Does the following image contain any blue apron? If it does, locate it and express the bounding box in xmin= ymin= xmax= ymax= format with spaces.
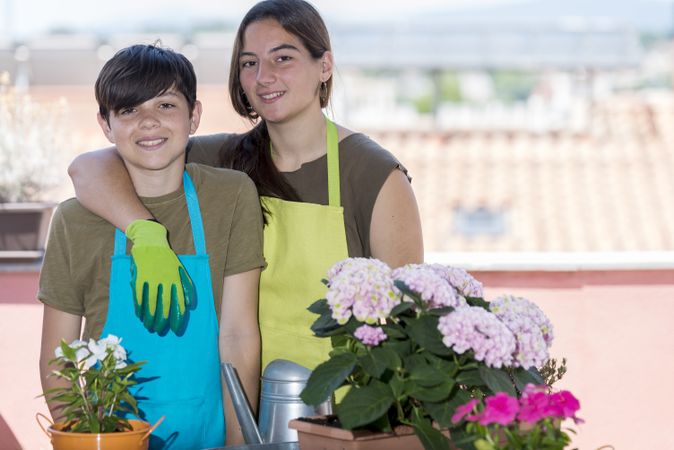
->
xmin=102 ymin=172 xmax=225 ymax=450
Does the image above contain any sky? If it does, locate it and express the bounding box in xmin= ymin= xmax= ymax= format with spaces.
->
xmin=1 ymin=0 xmax=512 ymax=37
xmin=2 ymin=0 xmax=673 ymax=39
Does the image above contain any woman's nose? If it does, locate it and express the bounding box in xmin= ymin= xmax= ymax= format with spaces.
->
xmin=256 ymin=60 xmax=276 ymax=86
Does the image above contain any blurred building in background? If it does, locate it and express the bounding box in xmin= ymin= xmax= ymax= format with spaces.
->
xmin=1 ymin=18 xmax=671 ymax=253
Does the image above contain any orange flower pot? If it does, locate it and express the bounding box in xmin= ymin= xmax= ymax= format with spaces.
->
xmin=36 ymin=413 xmax=163 ymax=450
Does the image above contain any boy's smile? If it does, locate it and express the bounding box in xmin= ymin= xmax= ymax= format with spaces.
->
xmin=97 ymin=88 xmax=201 ymax=196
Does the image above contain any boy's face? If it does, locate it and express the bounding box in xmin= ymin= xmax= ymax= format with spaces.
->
xmin=97 ymin=88 xmax=201 ymax=175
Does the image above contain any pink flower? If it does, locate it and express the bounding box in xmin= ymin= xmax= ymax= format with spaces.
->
xmin=478 ymin=392 xmax=519 ymax=426
xmin=451 ymin=399 xmax=478 ymax=424
xmin=548 ymin=390 xmax=583 ymax=424
xmin=354 ymin=324 xmax=388 ymax=346
xmin=518 ymin=385 xmax=552 ymax=424
xmin=392 ymin=264 xmax=465 ymax=309
xmin=437 ymin=307 xmax=516 ymax=368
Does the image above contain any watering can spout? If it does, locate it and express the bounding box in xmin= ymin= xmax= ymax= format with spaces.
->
xmin=221 ymin=362 xmax=264 ymax=445
xmin=222 ymin=360 xmax=333 ymax=444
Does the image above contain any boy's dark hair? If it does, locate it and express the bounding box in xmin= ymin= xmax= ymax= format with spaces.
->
xmin=95 ymin=44 xmax=197 ymax=122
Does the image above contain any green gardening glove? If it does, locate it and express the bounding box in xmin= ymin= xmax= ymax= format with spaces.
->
xmin=126 ymin=219 xmax=195 ymax=334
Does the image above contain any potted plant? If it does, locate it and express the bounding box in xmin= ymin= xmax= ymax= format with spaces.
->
xmin=37 ymin=335 xmax=162 ymax=450
xmin=450 ymin=384 xmax=582 ymax=450
xmin=0 ymin=71 xmax=69 ymax=258
xmin=293 ymin=258 xmax=582 ymax=450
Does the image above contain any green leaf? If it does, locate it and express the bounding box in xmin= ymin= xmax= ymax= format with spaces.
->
xmin=381 ymin=323 xmax=407 ymax=339
xmin=307 ymin=298 xmax=329 ymax=314
xmin=59 ymin=340 xmax=77 ymax=362
xmin=478 ymin=366 xmax=516 ymax=396
xmin=445 ymin=428 xmax=477 ymax=450
xmin=423 ymin=389 xmax=472 ymax=428
xmin=465 ymin=297 xmax=490 ymax=309
xmin=389 ymin=374 xmax=406 ymax=399
xmin=394 ymin=280 xmax=423 ymax=304
xmin=406 ymin=355 xmax=449 ymax=387
xmin=423 ymin=353 xmax=459 ymax=377
xmin=427 ymin=306 xmax=456 ymax=316
xmin=410 ymin=408 xmax=451 ymax=450
xmin=455 ymin=369 xmax=484 ymax=386
xmin=359 ymin=347 xmax=401 ymax=378
xmin=301 ymin=352 xmax=357 ymax=405
xmin=408 ymin=378 xmax=454 ymax=402
xmin=474 ymin=438 xmax=496 ymax=450
xmin=382 ymin=339 xmax=412 ymax=358
xmin=406 ymin=315 xmax=453 ymax=356
xmin=511 ymin=367 xmax=545 ymax=392
xmin=310 ymin=311 xmax=344 ymax=337
xmin=390 ymin=301 xmax=415 ymax=317
xmin=337 ymin=381 xmax=395 ymax=429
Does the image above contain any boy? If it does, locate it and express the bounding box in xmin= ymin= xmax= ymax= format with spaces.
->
xmin=38 ymin=44 xmax=264 ymax=449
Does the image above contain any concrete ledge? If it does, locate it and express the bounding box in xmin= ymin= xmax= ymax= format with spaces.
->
xmin=426 ymin=251 xmax=674 ymax=271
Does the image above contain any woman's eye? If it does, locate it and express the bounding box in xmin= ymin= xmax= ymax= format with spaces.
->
xmin=240 ymin=60 xmax=256 ymax=69
xmin=277 ymin=55 xmax=292 ymax=62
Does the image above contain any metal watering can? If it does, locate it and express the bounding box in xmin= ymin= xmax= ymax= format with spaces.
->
xmin=222 ymin=359 xmax=332 ymax=444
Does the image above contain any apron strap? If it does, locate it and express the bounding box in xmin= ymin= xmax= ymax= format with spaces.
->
xmin=112 ymin=171 xmax=206 ymax=256
xmin=183 ymin=171 xmax=207 ymax=255
xmin=326 ymin=118 xmax=340 ymax=208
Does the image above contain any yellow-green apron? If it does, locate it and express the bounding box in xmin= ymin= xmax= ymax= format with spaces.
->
xmin=259 ymin=118 xmax=348 ymax=370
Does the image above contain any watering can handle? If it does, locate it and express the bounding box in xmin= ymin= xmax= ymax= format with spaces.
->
xmin=141 ymin=415 xmax=165 ymax=442
xmin=35 ymin=412 xmax=53 ymax=438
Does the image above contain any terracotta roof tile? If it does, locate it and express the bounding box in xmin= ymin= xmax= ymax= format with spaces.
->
xmin=370 ymin=95 xmax=674 ymax=252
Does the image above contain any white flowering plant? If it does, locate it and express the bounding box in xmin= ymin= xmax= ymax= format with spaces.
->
xmin=300 ymin=258 xmax=559 ymax=450
xmin=42 ymin=335 xmax=145 ymax=433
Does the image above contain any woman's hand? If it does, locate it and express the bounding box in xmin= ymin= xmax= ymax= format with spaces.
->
xmin=126 ymin=220 xmax=196 ymax=334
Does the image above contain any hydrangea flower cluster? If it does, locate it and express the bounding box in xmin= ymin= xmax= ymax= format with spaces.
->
xmin=392 ymin=264 xmax=466 ymax=309
xmin=354 ymin=324 xmax=388 ymax=346
xmin=437 ymin=306 xmax=516 ymax=368
xmin=325 ymin=258 xmax=400 ymax=324
xmin=430 ymin=264 xmax=484 ymax=298
xmin=55 ymin=335 xmax=128 ymax=370
xmin=490 ymin=295 xmax=554 ymax=368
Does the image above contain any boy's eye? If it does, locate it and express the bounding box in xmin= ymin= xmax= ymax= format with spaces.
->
xmin=159 ymin=103 xmax=175 ymax=109
xmin=119 ymin=107 xmax=136 ymax=115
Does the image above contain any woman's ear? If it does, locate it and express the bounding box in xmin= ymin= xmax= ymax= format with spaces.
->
xmin=320 ymin=51 xmax=334 ymax=82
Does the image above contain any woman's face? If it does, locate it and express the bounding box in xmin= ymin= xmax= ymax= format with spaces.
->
xmin=238 ymin=18 xmax=331 ymax=124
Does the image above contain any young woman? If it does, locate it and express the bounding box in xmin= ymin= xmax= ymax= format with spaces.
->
xmin=68 ymin=0 xmax=424 ymax=371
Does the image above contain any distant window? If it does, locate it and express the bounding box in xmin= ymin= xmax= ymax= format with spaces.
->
xmin=453 ymin=206 xmax=507 ymax=237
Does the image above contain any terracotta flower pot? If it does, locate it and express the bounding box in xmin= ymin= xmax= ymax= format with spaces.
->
xmin=36 ymin=413 xmax=163 ymax=450
xmin=288 ymin=416 xmax=424 ymax=450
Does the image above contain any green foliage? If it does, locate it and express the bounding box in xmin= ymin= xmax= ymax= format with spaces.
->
xmin=302 ymin=279 xmax=531 ymax=450
xmin=42 ymin=337 xmax=145 ymax=433
xmin=491 ymin=71 xmax=537 ymax=103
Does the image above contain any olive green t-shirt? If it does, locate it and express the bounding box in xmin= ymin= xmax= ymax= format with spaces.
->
xmin=38 ymin=163 xmax=265 ymax=340
xmin=186 ymin=133 xmax=407 ymax=258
